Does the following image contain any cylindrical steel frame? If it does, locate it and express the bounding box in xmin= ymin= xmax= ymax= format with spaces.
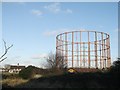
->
xmin=56 ymin=31 xmax=111 ymax=69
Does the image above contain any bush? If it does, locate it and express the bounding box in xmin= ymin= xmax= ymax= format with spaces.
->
xmin=19 ymin=65 xmax=36 ymax=79
xmin=110 ymin=58 xmax=120 ymax=73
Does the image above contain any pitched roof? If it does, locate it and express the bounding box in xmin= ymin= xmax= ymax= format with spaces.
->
xmin=10 ymin=66 xmax=25 ymax=69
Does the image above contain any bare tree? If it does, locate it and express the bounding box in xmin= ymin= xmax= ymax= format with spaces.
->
xmin=0 ymin=40 xmax=13 ymax=63
xmin=45 ymin=52 xmax=67 ymax=69
xmin=45 ymin=52 xmax=56 ymax=69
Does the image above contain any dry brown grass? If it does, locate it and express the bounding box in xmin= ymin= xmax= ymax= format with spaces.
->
xmin=0 ymin=78 xmax=29 ymax=87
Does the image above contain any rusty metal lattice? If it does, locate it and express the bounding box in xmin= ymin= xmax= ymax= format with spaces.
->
xmin=56 ymin=31 xmax=111 ymax=69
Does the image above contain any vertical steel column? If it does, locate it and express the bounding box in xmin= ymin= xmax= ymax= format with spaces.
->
xmin=88 ymin=31 xmax=90 ymax=68
xmin=83 ymin=43 xmax=85 ymax=67
xmin=60 ymin=35 xmax=62 ymax=55
xmin=80 ymin=31 xmax=82 ymax=67
xmin=65 ymin=33 xmax=68 ymax=67
xmin=76 ymin=32 xmax=79 ymax=67
xmin=77 ymin=43 xmax=79 ymax=67
xmin=107 ymin=35 xmax=111 ymax=67
xmin=99 ymin=41 xmax=102 ymax=69
xmin=108 ymin=36 xmax=111 ymax=67
xmin=106 ymin=37 xmax=109 ymax=68
xmin=72 ymin=32 xmax=74 ymax=67
xmin=104 ymin=39 xmax=106 ymax=68
xmin=60 ymin=35 xmax=62 ymax=67
xmin=101 ymin=32 xmax=104 ymax=69
xmin=95 ymin=32 xmax=98 ymax=68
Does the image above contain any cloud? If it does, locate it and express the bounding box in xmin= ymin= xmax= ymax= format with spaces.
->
xmin=43 ymin=28 xmax=87 ymax=37
xmin=66 ymin=9 xmax=73 ymax=13
xmin=43 ymin=29 xmax=70 ymax=37
xmin=31 ymin=9 xmax=43 ymax=16
xmin=44 ymin=2 xmax=61 ymax=13
xmin=31 ymin=53 xmax=48 ymax=59
xmin=43 ymin=31 xmax=59 ymax=37
xmin=30 ymin=3 xmax=73 ymax=17
xmin=44 ymin=2 xmax=73 ymax=14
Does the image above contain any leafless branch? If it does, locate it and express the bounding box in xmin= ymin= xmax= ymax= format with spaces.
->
xmin=0 ymin=57 xmax=7 ymax=63
xmin=45 ymin=52 xmax=66 ymax=69
xmin=0 ymin=40 xmax=13 ymax=62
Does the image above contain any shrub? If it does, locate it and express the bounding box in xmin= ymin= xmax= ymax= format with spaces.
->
xmin=110 ymin=58 xmax=120 ymax=73
xmin=19 ymin=65 xmax=36 ymax=79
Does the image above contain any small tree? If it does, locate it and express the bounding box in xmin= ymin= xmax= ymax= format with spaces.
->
xmin=45 ymin=52 xmax=56 ymax=69
xmin=45 ymin=52 xmax=67 ymax=70
xmin=0 ymin=40 xmax=13 ymax=63
xmin=56 ymin=52 xmax=67 ymax=69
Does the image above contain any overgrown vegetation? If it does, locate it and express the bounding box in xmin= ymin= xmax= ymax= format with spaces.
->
xmin=1 ymin=73 xmax=28 ymax=87
xmin=1 ymin=58 xmax=120 ymax=88
xmin=2 ymin=73 xmax=19 ymax=79
xmin=19 ymin=65 xmax=40 ymax=79
xmin=109 ymin=58 xmax=120 ymax=73
xmin=1 ymin=78 xmax=28 ymax=87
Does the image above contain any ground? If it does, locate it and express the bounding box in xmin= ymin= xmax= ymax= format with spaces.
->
xmin=1 ymin=72 xmax=119 ymax=88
